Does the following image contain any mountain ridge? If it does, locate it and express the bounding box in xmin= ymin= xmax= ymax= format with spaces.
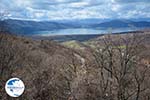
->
xmin=0 ymin=19 xmax=150 ymax=35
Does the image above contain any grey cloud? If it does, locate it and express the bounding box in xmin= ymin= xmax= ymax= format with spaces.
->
xmin=115 ymin=0 xmax=150 ymax=3
xmin=0 ymin=0 xmax=150 ymax=20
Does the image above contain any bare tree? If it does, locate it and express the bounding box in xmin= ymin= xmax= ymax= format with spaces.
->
xmin=89 ymin=33 xmax=150 ymax=100
xmin=0 ymin=34 xmax=27 ymax=99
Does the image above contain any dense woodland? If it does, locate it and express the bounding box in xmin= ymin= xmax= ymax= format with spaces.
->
xmin=0 ymin=30 xmax=150 ymax=100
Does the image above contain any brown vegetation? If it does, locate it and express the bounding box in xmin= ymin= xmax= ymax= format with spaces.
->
xmin=0 ymin=31 xmax=150 ymax=100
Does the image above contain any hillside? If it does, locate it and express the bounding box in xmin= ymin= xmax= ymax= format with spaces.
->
xmin=62 ymin=40 xmax=88 ymax=50
xmin=0 ymin=31 xmax=150 ymax=100
xmin=0 ymin=33 xmax=86 ymax=100
xmin=60 ymin=30 xmax=150 ymax=50
xmin=33 ymin=34 xmax=103 ymax=42
xmin=0 ymin=19 xmax=77 ymax=35
xmin=92 ymin=19 xmax=150 ymax=28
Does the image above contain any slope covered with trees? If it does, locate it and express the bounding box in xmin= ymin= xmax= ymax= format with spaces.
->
xmin=0 ymin=31 xmax=150 ymax=100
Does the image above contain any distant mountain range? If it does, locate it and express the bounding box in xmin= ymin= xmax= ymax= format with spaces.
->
xmin=0 ymin=19 xmax=150 ymax=35
xmin=92 ymin=20 xmax=150 ymax=28
xmin=0 ymin=19 xmax=74 ymax=35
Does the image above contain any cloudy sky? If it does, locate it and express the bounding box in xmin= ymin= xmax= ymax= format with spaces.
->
xmin=0 ymin=0 xmax=150 ymax=20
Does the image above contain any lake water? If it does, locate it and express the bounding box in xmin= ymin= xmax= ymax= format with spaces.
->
xmin=35 ymin=28 xmax=138 ymax=36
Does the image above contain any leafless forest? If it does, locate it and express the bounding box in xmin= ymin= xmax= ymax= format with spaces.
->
xmin=0 ymin=30 xmax=150 ymax=100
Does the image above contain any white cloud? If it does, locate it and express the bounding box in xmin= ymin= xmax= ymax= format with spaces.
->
xmin=0 ymin=0 xmax=150 ymax=20
xmin=111 ymin=4 xmax=121 ymax=11
xmin=70 ymin=2 xmax=89 ymax=7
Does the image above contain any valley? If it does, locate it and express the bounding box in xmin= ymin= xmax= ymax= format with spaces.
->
xmin=1 ymin=0 xmax=150 ymax=99
xmin=0 ymin=29 xmax=150 ymax=100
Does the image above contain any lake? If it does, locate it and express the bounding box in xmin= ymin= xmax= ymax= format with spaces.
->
xmin=34 ymin=28 xmax=138 ymax=36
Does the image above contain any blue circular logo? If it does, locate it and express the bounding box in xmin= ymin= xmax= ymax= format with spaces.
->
xmin=5 ymin=78 xmax=25 ymax=97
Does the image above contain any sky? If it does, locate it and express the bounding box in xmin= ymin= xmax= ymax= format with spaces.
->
xmin=0 ymin=0 xmax=150 ymax=21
